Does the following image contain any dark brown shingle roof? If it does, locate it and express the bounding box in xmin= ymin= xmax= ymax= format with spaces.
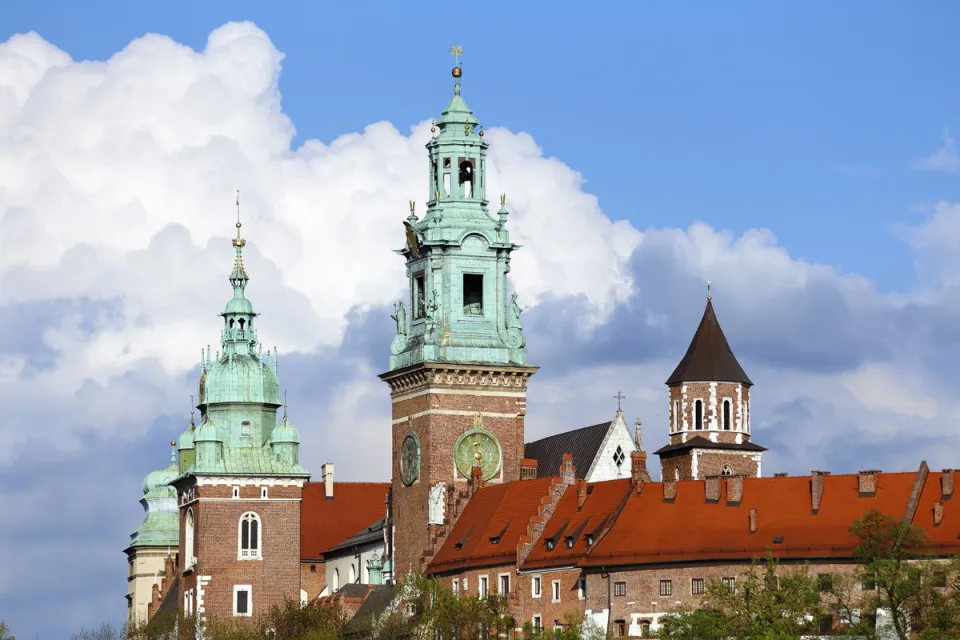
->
xmin=654 ymin=435 xmax=767 ymax=457
xmin=524 ymin=422 xmax=611 ymax=479
xmin=666 ymin=299 xmax=752 ymax=387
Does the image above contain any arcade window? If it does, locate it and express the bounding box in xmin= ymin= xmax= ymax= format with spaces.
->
xmin=463 ymin=274 xmax=483 ymax=315
xmin=614 ymin=581 xmax=626 ymax=596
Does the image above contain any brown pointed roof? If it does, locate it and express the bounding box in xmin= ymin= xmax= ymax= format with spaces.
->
xmin=666 ymin=298 xmax=752 ymax=387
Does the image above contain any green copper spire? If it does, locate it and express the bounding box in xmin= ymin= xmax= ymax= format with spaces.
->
xmin=388 ymin=50 xmax=528 ymax=370
xmin=177 ymin=200 xmax=308 ymax=480
xmin=129 ymin=442 xmax=180 ymax=548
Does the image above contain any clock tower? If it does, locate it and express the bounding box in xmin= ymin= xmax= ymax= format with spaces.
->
xmin=380 ymin=51 xmax=537 ymax=578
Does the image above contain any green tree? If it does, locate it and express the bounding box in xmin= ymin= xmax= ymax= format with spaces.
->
xmin=658 ymin=555 xmax=823 ymax=640
xmin=0 ymin=620 xmax=15 ymax=640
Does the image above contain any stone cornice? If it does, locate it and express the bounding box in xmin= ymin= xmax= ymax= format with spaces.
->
xmin=379 ymin=362 xmax=538 ymax=395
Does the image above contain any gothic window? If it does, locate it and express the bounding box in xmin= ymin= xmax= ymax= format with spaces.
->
xmin=723 ymin=399 xmax=731 ymax=431
xmin=694 ymin=399 xmax=704 ymax=430
xmin=673 ymin=400 xmax=680 ymax=431
xmin=613 ymin=445 xmax=626 ymax=469
xmin=238 ymin=512 xmax=261 ymax=560
xmin=185 ymin=508 xmax=195 ymax=569
xmin=333 ymin=568 xmax=340 ymax=591
xmin=463 ymin=274 xmax=483 ymax=315
xmin=238 ymin=318 xmax=245 ymax=332
xmin=721 ymin=465 xmax=733 ymax=476
xmin=413 ymin=274 xmax=426 ymax=319
xmin=458 ymin=160 xmax=474 ymax=198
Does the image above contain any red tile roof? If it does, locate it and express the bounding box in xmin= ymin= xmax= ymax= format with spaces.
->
xmin=910 ymin=470 xmax=960 ymax=551
xmin=428 ymin=477 xmax=557 ymax=574
xmin=581 ymin=469 xmax=960 ymax=568
xmin=522 ymin=479 xmax=632 ymax=570
xmin=301 ymin=481 xmax=389 ymax=560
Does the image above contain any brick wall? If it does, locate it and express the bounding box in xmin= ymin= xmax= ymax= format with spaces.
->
xmin=301 ymin=560 xmax=326 ymax=600
xmin=384 ymin=365 xmax=535 ymax=577
xmin=667 ymin=382 xmax=751 ymax=444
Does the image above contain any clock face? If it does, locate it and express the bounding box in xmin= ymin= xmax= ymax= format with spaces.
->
xmin=400 ymin=434 xmax=420 ymax=486
xmin=454 ymin=429 xmax=502 ymax=481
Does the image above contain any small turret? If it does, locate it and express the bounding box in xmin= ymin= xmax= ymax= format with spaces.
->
xmin=194 ymin=414 xmax=222 ymax=467
xmin=270 ymin=395 xmax=300 ymax=466
xmin=177 ymin=403 xmax=196 ymax=473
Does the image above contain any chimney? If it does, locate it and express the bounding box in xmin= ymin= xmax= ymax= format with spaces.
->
xmin=322 ymin=463 xmax=335 ymax=501
xmin=163 ymin=555 xmax=174 ymax=582
xmin=858 ymin=470 xmax=879 ymax=497
xmin=469 ymin=466 xmax=483 ymax=497
xmin=942 ymin=469 xmax=954 ymax=499
xmin=934 ymin=501 xmax=945 ymax=526
xmin=663 ymin=480 xmax=677 ymax=502
xmin=811 ymin=471 xmax=829 ymax=514
xmin=560 ymin=453 xmax=576 ymax=486
xmin=705 ymin=476 xmax=721 ymax=503
xmin=521 ymin=458 xmax=539 ymax=480
xmin=774 ymin=472 xmax=788 ymax=478
xmin=749 ymin=508 xmax=758 ymax=534
xmin=577 ymin=479 xmax=587 ymax=509
xmin=631 ymin=450 xmax=651 ymax=486
xmin=726 ymin=475 xmax=744 ymax=505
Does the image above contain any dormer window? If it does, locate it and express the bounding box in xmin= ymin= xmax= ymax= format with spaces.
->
xmin=459 ymin=160 xmax=474 ymax=198
xmin=463 ymin=274 xmax=483 ymax=315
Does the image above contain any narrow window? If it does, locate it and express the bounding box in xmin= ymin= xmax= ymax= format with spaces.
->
xmin=463 ymin=274 xmax=483 ymax=315
xmin=238 ymin=512 xmax=261 ymax=560
xmin=500 ymin=574 xmax=510 ymax=594
xmin=532 ymin=615 xmax=542 ymax=632
xmin=185 ymin=508 xmax=195 ymax=569
xmin=443 ymin=173 xmax=451 ymax=196
xmin=532 ymin=576 xmax=541 ymax=597
xmin=241 ymin=421 xmax=251 ymax=436
xmin=673 ymin=400 xmax=680 ymax=431
xmin=458 ymin=160 xmax=474 ymax=198
xmin=479 ymin=576 xmax=488 ymax=598
xmin=552 ymin=580 xmax=561 ymax=602
xmin=694 ymin=399 xmax=703 ymax=430
xmin=614 ymin=581 xmax=626 ymax=597
xmin=232 ymin=486 xmax=240 ymax=499
xmin=261 ymin=486 xmax=268 ymax=499
xmin=674 ymin=467 xmax=680 ymax=481
xmin=614 ymin=620 xmax=626 ymax=637
xmin=692 ymin=578 xmax=705 ymax=595
xmin=413 ymin=274 xmax=426 ymax=319
xmin=310 ymin=564 xmax=316 ymax=573
xmin=577 ymin=577 xmax=587 ymax=600
xmin=233 ymin=585 xmax=252 ymax=616
xmin=431 ymin=159 xmax=438 ymax=195
xmin=723 ymin=399 xmax=731 ymax=430
xmin=660 ymin=579 xmax=672 ymax=596
xmin=333 ymin=568 xmax=340 ymax=591
xmin=349 ymin=564 xmax=356 ymax=583
xmin=452 ymin=579 xmax=459 ymax=597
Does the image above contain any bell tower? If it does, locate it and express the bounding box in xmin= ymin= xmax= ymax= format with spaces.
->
xmin=381 ymin=49 xmax=537 ymax=578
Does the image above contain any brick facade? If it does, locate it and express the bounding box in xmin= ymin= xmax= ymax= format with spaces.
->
xmin=381 ymin=364 xmax=536 ymax=578
xmin=177 ymin=478 xmax=303 ymax=624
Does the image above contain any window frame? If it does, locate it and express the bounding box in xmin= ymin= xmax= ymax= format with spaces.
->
xmin=532 ymin=575 xmax=542 ymax=598
xmin=462 ymin=273 xmax=484 ymax=316
xmin=185 ymin=508 xmax=196 ymax=570
xmin=233 ymin=584 xmax=252 ymax=617
xmin=659 ymin=579 xmax=672 ymax=597
xmin=479 ymin=575 xmax=489 ymax=599
xmin=722 ymin=576 xmax=736 ymax=591
xmin=531 ymin=615 xmax=542 ymax=632
xmin=498 ymin=572 xmax=511 ymax=595
xmin=614 ymin=581 xmax=627 ymax=597
xmin=691 ymin=577 xmax=705 ymax=595
xmin=577 ymin=577 xmax=587 ymax=600
xmin=238 ymin=512 xmax=262 ymax=561
xmin=694 ymin=399 xmax=704 ymax=430
xmin=723 ymin=398 xmax=732 ymax=431
xmin=551 ymin=579 xmax=561 ymax=603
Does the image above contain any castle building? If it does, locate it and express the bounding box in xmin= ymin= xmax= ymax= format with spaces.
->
xmin=128 ymin=52 xmax=960 ymax=639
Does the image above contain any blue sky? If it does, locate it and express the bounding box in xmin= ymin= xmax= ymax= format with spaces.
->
xmin=1 ymin=1 xmax=960 ymax=637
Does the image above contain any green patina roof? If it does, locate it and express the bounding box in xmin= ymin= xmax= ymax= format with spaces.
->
xmin=130 ymin=444 xmax=180 ymax=549
xmin=189 ymin=443 xmax=309 ymax=477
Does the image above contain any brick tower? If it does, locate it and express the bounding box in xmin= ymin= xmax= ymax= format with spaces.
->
xmin=172 ymin=211 xmax=310 ymax=625
xmin=380 ymin=54 xmax=537 ymax=579
xmin=654 ymin=288 xmax=765 ymax=480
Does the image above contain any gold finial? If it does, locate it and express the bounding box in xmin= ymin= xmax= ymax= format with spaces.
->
xmin=450 ymin=44 xmax=463 ymax=69
xmin=409 ymin=200 xmax=415 ymax=213
xmin=431 ymin=119 xmax=436 ymax=135
xmin=233 ymin=189 xmax=246 ymax=248
xmin=434 ymin=190 xmax=440 ymax=201
xmin=707 ymin=280 xmax=712 ymax=301
xmin=500 ymin=193 xmax=506 ymax=205
xmin=170 ymin=440 xmax=176 ymax=447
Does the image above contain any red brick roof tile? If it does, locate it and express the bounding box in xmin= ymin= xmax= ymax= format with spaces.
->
xmin=301 ymin=482 xmax=389 ymax=560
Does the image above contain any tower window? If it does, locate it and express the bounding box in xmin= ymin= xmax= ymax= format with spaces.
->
xmin=413 ymin=274 xmax=426 ymax=319
xmin=443 ymin=173 xmax=451 ymax=196
xmin=238 ymin=512 xmax=261 ymax=560
xmin=459 ymin=160 xmax=474 ymax=198
xmin=241 ymin=421 xmax=251 ymax=436
xmin=185 ymin=508 xmax=195 ymax=569
xmin=694 ymin=399 xmax=704 ymax=430
xmin=463 ymin=274 xmax=483 ymax=315
xmin=238 ymin=318 xmax=245 ymax=332
xmin=723 ymin=399 xmax=731 ymax=431
xmin=673 ymin=400 xmax=681 ymax=431
xmin=431 ymin=159 xmax=438 ymax=195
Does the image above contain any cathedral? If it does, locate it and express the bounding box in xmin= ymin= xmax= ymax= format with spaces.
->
xmin=126 ymin=57 xmax=960 ymax=637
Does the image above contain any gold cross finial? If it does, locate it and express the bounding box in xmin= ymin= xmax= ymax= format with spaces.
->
xmin=450 ymin=45 xmax=463 ymax=68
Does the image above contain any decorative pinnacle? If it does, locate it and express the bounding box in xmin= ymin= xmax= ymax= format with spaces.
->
xmin=634 ymin=419 xmax=643 ymax=450
xmin=408 ymin=200 xmax=417 ymax=223
xmin=283 ymin=389 xmax=288 ymax=420
xmin=450 ymin=44 xmax=463 ymax=94
xmin=500 ymin=193 xmax=506 ymax=206
xmin=707 ymin=280 xmax=712 ymax=301
xmin=230 ymin=190 xmax=249 ymax=285
xmin=170 ymin=440 xmax=177 ymax=464
xmin=190 ymin=396 xmax=195 ymax=426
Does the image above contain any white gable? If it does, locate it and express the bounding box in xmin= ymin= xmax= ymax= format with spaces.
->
xmin=584 ymin=411 xmax=638 ymax=483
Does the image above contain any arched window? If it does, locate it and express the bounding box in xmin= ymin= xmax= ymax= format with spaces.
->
xmin=459 ymin=160 xmax=474 ymax=198
xmin=238 ymin=512 xmax=261 ymax=560
xmin=721 ymin=465 xmax=733 ymax=476
xmin=349 ymin=564 xmax=356 ymax=584
xmin=723 ymin=399 xmax=732 ymax=431
xmin=673 ymin=400 xmax=681 ymax=431
xmin=185 ymin=508 xmax=195 ymax=568
xmin=333 ymin=568 xmax=340 ymax=592
xmin=694 ymin=399 xmax=704 ymax=430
